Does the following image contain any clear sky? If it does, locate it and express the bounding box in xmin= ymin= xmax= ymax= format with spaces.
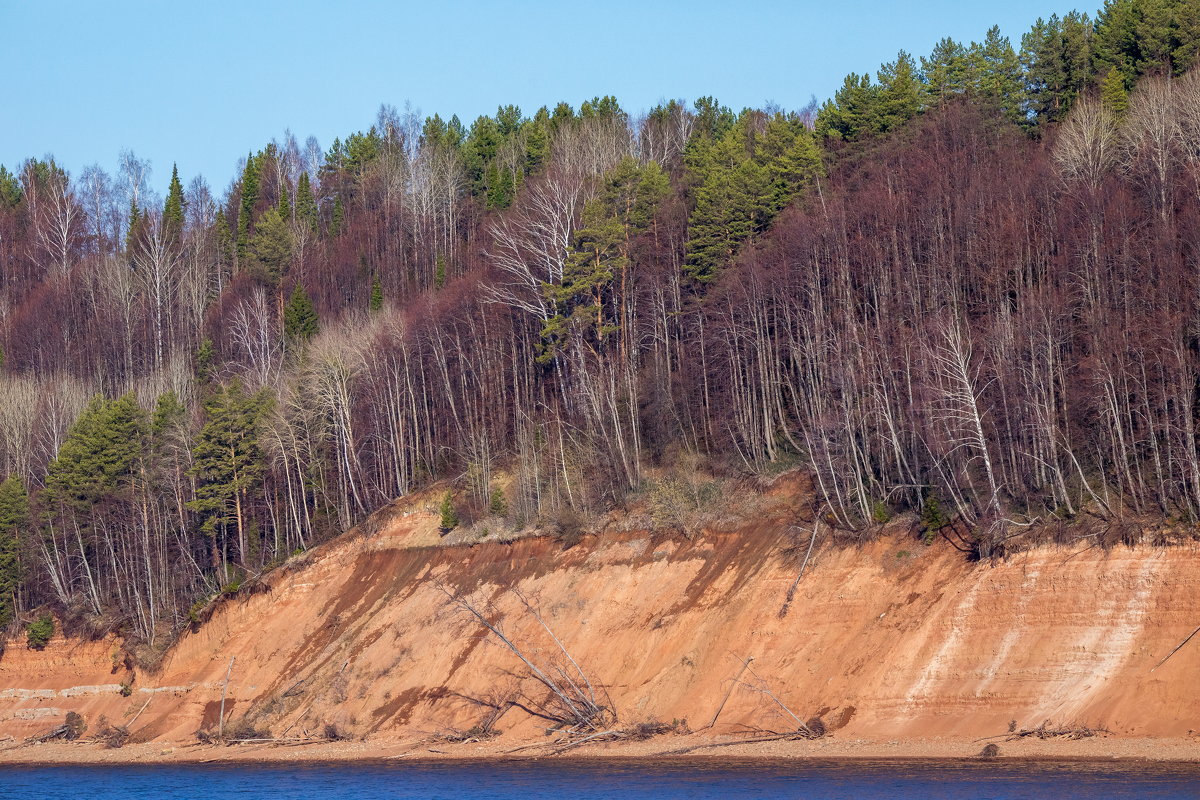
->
xmin=5 ymin=0 xmax=1083 ymax=198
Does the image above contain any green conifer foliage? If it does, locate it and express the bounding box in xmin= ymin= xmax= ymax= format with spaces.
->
xmin=187 ymin=382 xmax=273 ymax=568
xmin=295 ymin=172 xmax=318 ymax=231
xmin=876 ymin=51 xmax=925 ymax=132
xmin=245 ymin=207 xmax=293 ymax=285
xmin=434 ymin=255 xmax=447 ymax=289
xmin=162 ymin=163 xmax=186 ymax=245
xmin=277 ymin=181 xmax=292 ymax=220
xmin=236 ymin=152 xmax=260 ymax=260
xmin=43 ymin=394 xmax=148 ymax=512
xmin=922 ymin=37 xmax=972 ymax=107
xmin=284 ymin=284 xmax=320 ymax=342
xmin=0 ymin=475 xmax=29 ymax=628
xmin=815 ymin=73 xmax=882 ymax=140
xmin=369 ymin=275 xmax=384 ymax=312
xmin=330 ymin=195 xmax=344 ymax=237
xmin=684 ymin=130 xmax=772 ymax=283
xmin=0 ymin=166 xmax=21 ymax=209
xmin=438 ymin=490 xmax=459 ymax=533
xmin=1101 ymin=65 xmax=1131 ymax=115
xmin=978 ymin=26 xmax=1027 ymax=121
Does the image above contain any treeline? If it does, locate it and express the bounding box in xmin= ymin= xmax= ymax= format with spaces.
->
xmin=1 ymin=0 xmax=1199 ymax=641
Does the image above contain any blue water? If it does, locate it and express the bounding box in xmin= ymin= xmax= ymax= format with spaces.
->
xmin=2 ymin=759 xmax=1199 ymax=799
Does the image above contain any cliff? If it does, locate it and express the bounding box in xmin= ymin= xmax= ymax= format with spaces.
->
xmin=2 ymin=477 xmax=1198 ymax=759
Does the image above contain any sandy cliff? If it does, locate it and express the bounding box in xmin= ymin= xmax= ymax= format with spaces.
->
xmin=2 ymin=479 xmax=1199 ymax=758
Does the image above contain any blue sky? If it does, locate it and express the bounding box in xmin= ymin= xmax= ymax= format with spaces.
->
xmin=6 ymin=0 xmax=1082 ymax=197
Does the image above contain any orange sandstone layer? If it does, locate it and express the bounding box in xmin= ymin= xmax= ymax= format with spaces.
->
xmin=2 ymin=496 xmax=1199 ymax=761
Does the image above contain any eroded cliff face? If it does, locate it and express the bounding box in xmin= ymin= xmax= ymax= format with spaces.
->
xmin=2 ymin=488 xmax=1198 ymax=748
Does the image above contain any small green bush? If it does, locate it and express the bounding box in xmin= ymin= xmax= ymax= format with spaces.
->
xmin=920 ymin=491 xmax=950 ymax=544
xmin=871 ymin=500 xmax=892 ymax=524
xmin=488 ymin=487 xmax=507 ymax=516
xmin=26 ymin=614 xmax=54 ymax=650
xmin=439 ymin=490 xmax=459 ymax=533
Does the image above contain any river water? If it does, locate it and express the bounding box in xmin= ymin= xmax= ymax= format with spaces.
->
xmin=2 ymin=758 xmax=1199 ymax=798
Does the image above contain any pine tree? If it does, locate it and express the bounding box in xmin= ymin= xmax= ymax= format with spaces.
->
xmin=43 ymin=394 xmax=147 ymax=512
xmin=0 ymin=475 xmax=28 ymax=628
xmin=245 ymin=206 xmax=293 ymax=285
xmin=295 ymin=172 xmax=318 ymax=231
xmin=194 ymin=338 xmax=215 ymax=382
xmin=188 ymin=382 xmax=273 ymax=568
xmin=815 ymin=73 xmax=882 ymax=140
xmin=330 ymin=195 xmax=344 ymax=237
xmin=922 ymin=37 xmax=970 ymax=108
xmin=978 ymin=26 xmax=1026 ymax=122
xmin=0 ymin=166 xmax=21 ymax=209
xmin=284 ymin=284 xmax=319 ymax=342
xmin=876 ymin=51 xmax=924 ymax=132
xmin=684 ymin=130 xmax=772 ymax=282
xmin=277 ymin=180 xmax=291 ymax=220
xmin=162 ymin=164 xmax=186 ymax=246
xmin=125 ymin=199 xmax=143 ymax=254
xmin=1100 ymin=65 xmax=1130 ymax=115
xmin=236 ymin=152 xmax=260 ymax=260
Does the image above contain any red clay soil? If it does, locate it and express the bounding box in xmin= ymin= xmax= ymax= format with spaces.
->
xmin=2 ymin=480 xmax=1200 ymax=763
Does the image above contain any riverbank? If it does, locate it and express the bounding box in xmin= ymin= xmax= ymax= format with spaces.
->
xmin=4 ymin=475 xmax=1200 ymax=762
xmin=2 ymin=732 xmax=1199 ymax=766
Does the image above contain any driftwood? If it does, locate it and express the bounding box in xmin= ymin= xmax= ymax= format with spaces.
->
xmin=227 ymin=737 xmax=326 ymax=745
xmin=780 ymin=507 xmax=824 ymax=617
xmin=664 ymin=731 xmax=817 ymax=756
xmin=978 ymin=720 xmax=1108 ymax=742
xmin=437 ymin=584 xmax=612 ymax=738
xmin=1151 ymin=624 xmax=1200 ymax=672
xmin=703 ymin=656 xmax=753 ymax=730
xmin=27 ymin=711 xmax=87 ymax=744
xmin=218 ymin=656 xmax=235 ymax=739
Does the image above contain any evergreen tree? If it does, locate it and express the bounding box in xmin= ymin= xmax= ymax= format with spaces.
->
xmin=758 ymin=117 xmax=824 ymax=211
xmin=0 ymin=475 xmax=28 ymax=628
xmin=43 ymin=394 xmax=147 ymax=512
xmin=1174 ymin=0 xmax=1200 ymax=70
xmin=236 ymin=152 xmax=260 ymax=260
xmin=277 ymin=180 xmax=291 ymax=220
xmin=524 ymin=107 xmax=551 ymax=174
xmin=434 ymin=255 xmax=447 ymax=289
xmin=922 ymin=37 xmax=971 ymax=107
xmin=369 ymin=275 xmax=384 ymax=312
xmin=162 ymin=164 xmax=186 ymax=246
xmin=1100 ymin=65 xmax=1130 ymax=115
xmin=0 ymin=166 xmax=21 ymax=209
xmin=188 ymin=382 xmax=273 ymax=568
xmin=977 ymin=26 xmax=1026 ymax=122
xmin=815 ymin=73 xmax=882 ymax=140
xmin=284 ymin=284 xmax=319 ymax=342
xmin=438 ymin=490 xmax=459 ymax=533
xmin=876 ymin=51 xmax=924 ymax=132
xmin=692 ymin=96 xmax=736 ymax=140
xmin=295 ymin=172 xmax=318 ymax=231
xmin=685 ymin=136 xmax=771 ymax=283
xmin=194 ymin=338 xmax=215 ymax=382
xmin=330 ymin=195 xmax=344 ymax=237
xmin=245 ymin=207 xmax=293 ymax=285
xmin=463 ymin=116 xmax=501 ymax=197
xmin=125 ymin=199 xmax=143 ymax=254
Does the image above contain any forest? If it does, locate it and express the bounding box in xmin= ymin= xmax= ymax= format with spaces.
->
xmin=1 ymin=0 xmax=1199 ymax=645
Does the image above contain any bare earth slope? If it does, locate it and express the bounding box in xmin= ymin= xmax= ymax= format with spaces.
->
xmin=2 ymin=481 xmax=1199 ymax=761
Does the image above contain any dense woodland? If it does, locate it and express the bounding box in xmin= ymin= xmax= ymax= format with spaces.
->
xmin=2 ymin=0 xmax=1200 ymax=642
